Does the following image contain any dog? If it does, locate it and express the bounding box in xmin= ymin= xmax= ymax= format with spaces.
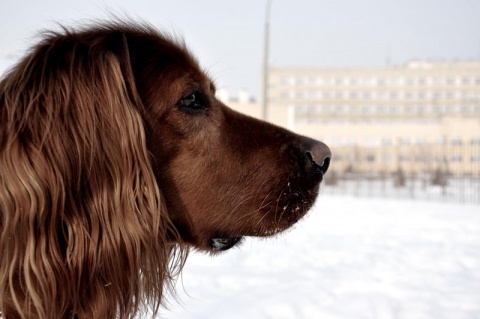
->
xmin=0 ymin=22 xmax=331 ymax=318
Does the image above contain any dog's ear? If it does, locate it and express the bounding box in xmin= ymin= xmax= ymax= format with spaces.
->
xmin=114 ymin=33 xmax=144 ymax=110
xmin=0 ymin=30 xmax=184 ymax=319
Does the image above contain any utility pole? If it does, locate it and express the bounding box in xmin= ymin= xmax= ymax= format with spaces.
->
xmin=262 ymin=0 xmax=272 ymax=121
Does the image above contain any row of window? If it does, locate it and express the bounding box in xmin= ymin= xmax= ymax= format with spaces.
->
xmin=276 ymin=76 xmax=480 ymax=87
xmin=276 ymin=90 xmax=480 ymax=101
xmin=295 ymin=105 xmax=480 ymax=115
xmin=324 ymin=137 xmax=480 ymax=147
xmin=335 ymin=154 xmax=480 ymax=163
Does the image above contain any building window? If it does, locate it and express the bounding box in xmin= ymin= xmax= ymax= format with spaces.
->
xmin=400 ymin=155 xmax=411 ymax=162
xmin=377 ymin=106 xmax=387 ymax=113
xmin=295 ymin=92 xmax=305 ymax=99
xmin=281 ymin=77 xmax=294 ymax=85
xmin=433 ymin=106 xmax=442 ymax=114
xmin=382 ymin=138 xmax=393 ymax=145
xmin=451 ymin=138 xmax=463 ymax=146
xmin=435 ymin=155 xmax=446 ymax=162
xmin=471 ymin=138 xmax=480 ymax=145
xmin=416 ymin=138 xmax=427 ymax=145
xmin=347 ymin=137 xmax=358 ymax=145
xmin=362 ymin=106 xmax=372 ymax=113
xmin=332 ymin=138 xmax=343 ymax=146
xmin=336 ymin=106 xmax=345 ymax=113
xmin=451 ymin=155 xmax=462 ymax=162
xmin=296 ymin=78 xmax=307 ymax=86
xmin=365 ymin=137 xmax=379 ymax=146
xmin=382 ymin=154 xmax=393 ymax=162
xmin=280 ymin=91 xmax=290 ymax=99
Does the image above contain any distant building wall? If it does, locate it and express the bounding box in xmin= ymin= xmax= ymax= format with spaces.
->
xmin=268 ymin=61 xmax=480 ymax=123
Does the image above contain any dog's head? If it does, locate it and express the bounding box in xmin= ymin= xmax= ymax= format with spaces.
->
xmin=0 ymin=21 xmax=331 ymax=319
xmin=1 ymin=22 xmax=331 ymax=254
xmin=114 ymin=24 xmax=332 ymax=252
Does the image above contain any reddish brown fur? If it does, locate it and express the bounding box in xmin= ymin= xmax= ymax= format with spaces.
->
xmin=0 ymin=22 xmax=330 ymax=318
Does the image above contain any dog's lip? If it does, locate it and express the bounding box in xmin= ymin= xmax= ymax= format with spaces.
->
xmin=208 ymin=224 xmax=293 ymax=251
xmin=209 ymin=236 xmax=243 ymax=251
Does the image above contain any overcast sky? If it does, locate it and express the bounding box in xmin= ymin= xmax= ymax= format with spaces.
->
xmin=1 ymin=0 xmax=480 ymax=98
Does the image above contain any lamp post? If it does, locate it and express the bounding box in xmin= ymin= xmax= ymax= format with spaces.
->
xmin=262 ymin=0 xmax=272 ymax=121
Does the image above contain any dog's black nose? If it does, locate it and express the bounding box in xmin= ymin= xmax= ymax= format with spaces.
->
xmin=305 ymin=141 xmax=332 ymax=175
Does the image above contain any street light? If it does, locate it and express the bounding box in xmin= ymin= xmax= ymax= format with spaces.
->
xmin=262 ymin=0 xmax=273 ymax=121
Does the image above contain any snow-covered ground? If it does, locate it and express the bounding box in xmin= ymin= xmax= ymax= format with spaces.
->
xmin=161 ymin=195 xmax=480 ymax=319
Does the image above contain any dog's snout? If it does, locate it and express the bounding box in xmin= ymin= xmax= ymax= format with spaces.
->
xmin=305 ymin=141 xmax=332 ymax=175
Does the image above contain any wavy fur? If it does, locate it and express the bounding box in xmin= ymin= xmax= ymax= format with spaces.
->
xmin=0 ymin=24 xmax=186 ymax=319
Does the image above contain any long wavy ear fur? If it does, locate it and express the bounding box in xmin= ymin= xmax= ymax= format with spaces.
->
xmin=0 ymin=26 xmax=184 ymax=319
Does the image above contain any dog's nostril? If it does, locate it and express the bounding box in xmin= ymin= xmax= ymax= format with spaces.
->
xmin=306 ymin=141 xmax=332 ymax=175
xmin=319 ymin=156 xmax=331 ymax=174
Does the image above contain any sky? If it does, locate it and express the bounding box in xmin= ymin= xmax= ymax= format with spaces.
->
xmin=1 ymin=0 xmax=480 ymax=98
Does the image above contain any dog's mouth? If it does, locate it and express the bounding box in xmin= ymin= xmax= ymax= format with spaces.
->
xmin=209 ymin=236 xmax=243 ymax=251
xmin=208 ymin=227 xmax=291 ymax=251
xmin=208 ymin=225 xmax=293 ymax=251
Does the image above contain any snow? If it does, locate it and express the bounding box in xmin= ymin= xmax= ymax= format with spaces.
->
xmin=160 ymin=195 xmax=480 ymax=319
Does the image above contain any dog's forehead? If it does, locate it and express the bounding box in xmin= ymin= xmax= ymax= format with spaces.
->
xmin=127 ymin=29 xmax=211 ymax=85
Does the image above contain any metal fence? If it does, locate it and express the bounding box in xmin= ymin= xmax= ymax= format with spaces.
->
xmin=322 ymin=144 xmax=480 ymax=204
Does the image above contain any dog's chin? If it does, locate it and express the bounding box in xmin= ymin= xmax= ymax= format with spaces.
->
xmin=207 ymin=187 xmax=320 ymax=252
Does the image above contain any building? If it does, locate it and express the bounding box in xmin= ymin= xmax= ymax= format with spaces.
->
xmin=225 ymin=61 xmax=480 ymax=175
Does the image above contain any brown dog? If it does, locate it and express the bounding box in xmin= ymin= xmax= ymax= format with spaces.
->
xmin=0 ymin=22 xmax=331 ymax=319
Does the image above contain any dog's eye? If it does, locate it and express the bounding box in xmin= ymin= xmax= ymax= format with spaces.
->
xmin=177 ymin=91 xmax=207 ymax=114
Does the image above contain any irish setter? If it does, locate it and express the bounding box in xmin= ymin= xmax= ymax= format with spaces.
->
xmin=0 ymin=22 xmax=331 ymax=319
